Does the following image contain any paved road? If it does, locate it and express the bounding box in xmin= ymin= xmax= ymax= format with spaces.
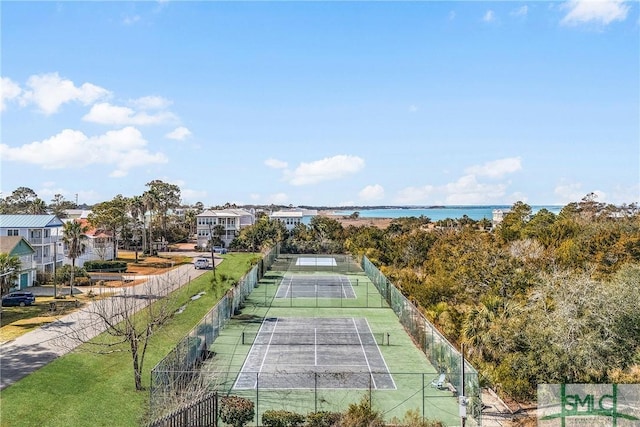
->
xmin=0 ymin=260 xmax=218 ymax=391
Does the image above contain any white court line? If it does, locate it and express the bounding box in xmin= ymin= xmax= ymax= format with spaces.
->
xmin=235 ymin=318 xmax=273 ymax=389
xmin=255 ymin=318 xmax=279 ymax=388
xmin=362 ymin=318 xmax=398 ymax=390
xmin=352 ymin=317 xmax=377 ymax=390
xmin=314 ymin=328 xmax=318 ymax=366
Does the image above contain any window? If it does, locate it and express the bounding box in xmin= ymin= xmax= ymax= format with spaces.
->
xmin=7 ymin=229 xmax=19 ymax=236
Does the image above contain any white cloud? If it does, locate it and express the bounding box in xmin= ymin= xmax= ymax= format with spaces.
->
xmin=1 ymin=77 xmax=22 ymax=112
xmin=123 ymin=15 xmax=141 ymax=25
xmin=132 ymin=96 xmax=172 ymax=110
xmin=83 ymin=102 xmax=177 ymax=125
xmin=359 ymin=184 xmax=385 ymax=202
xmin=395 ymin=185 xmax=436 ymax=204
xmin=443 ymin=175 xmax=508 ymax=204
xmin=21 ymin=73 xmax=110 ymax=115
xmin=265 ymin=158 xmax=288 ymax=169
xmin=511 ymin=5 xmax=529 ymax=16
xmin=0 ymin=126 xmax=167 ymax=176
xmin=181 ymin=188 xmax=208 ymax=204
xmin=483 ymin=10 xmax=496 ymax=22
xmin=553 ymin=181 xmax=608 ymax=204
xmin=166 ymin=126 xmax=192 ymax=140
xmin=561 ymin=0 xmax=630 ymax=26
xmin=286 ymin=155 xmax=365 ymax=186
xmin=465 ymin=157 xmax=522 ymax=178
xmin=266 ymin=193 xmax=289 ymax=204
xmin=393 ymin=157 xmax=523 ymax=204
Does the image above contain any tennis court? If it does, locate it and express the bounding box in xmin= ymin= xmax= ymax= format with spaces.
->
xmin=275 ymin=274 xmax=357 ymax=299
xmin=234 ymin=317 xmax=395 ymax=390
xmin=295 ymin=256 xmax=337 ymax=267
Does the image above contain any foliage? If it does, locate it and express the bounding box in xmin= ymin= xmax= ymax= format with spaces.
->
xmin=397 ymin=409 xmax=445 ymax=427
xmin=305 ymin=411 xmax=342 ymax=427
xmin=219 ymin=395 xmax=255 ymax=427
xmin=340 ymin=395 xmax=384 ymax=427
xmin=0 ymin=253 xmax=22 ymax=296
xmin=55 ymin=265 xmax=87 ymax=282
xmin=62 ymin=219 xmax=90 ymax=295
xmin=83 ymin=260 xmax=128 ymax=272
xmin=262 ymin=410 xmax=305 ymax=427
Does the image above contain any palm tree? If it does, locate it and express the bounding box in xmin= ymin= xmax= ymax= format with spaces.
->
xmin=0 ymin=253 xmax=21 ymax=296
xmin=62 ymin=220 xmax=89 ymax=297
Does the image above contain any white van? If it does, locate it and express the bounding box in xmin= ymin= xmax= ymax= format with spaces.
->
xmin=194 ymin=258 xmax=211 ymax=269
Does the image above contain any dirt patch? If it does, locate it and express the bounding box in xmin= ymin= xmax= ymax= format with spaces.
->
xmin=319 ymin=211 xmax=393 ymax=229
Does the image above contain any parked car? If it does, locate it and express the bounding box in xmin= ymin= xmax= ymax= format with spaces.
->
xmin=2 ymin=291 xmax=36 ymax=307
xmin=194 ymin=258 xmax=211 ymax=269
xmin=213 ymin=247 xmax=228 ymax=254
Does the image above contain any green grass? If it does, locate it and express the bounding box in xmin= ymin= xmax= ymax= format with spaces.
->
xmin=0 ymin=253 xmax=261 ymax=427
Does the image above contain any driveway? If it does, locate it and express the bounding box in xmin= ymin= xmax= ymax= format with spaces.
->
xmin=0 ymin=259 xmax=219 ymax=391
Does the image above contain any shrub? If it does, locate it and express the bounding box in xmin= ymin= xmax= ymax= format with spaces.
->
xmin=219 ymin=396 xmax=255 ymax=427
xmin=398 ymin=409 xmax=445 ymax=427
xmin=262 ymin=410 xmax=305 ymax=427
xmin=306 ymin=411 xmax=341 ymax=427
xmin=340 ymin=396 xmax=384 ymax=427
xmin=84 ymin=260 xmax=127 ymax=272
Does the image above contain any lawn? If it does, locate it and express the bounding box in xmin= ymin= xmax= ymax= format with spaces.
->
xmin=0 ymin=252 xmax=261 ymax=427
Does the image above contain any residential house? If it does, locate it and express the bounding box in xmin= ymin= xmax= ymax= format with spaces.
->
xmin=0 ymin=236 xmax=36 ymax=290
xmin=0 ymin=215 xmax=65 ymax=275
xmin=196 ymin=209 xmax=255 ymax=249
xmin=61 ymin=218 xmax=115 ymax=267
xmin=270 ymin=208 xmax=318 ymax=231
xmin=492 ymin=209 xmax=509 ymax=229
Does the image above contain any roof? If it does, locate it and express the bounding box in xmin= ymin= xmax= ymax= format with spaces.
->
xmin=77 ymin=219 xmax=111 ymax=239
xmin=271 ymin=211 xmax=303 ymax=219
xmin=197 ymin=209 xmax=253 ymax=218
xmin=270 ymin=209 xmax=318 ymax=218
xmin=0 ymin=215 xmax=64 ymax=228
xmin=0 ymin=236 xmax=36 ymax=256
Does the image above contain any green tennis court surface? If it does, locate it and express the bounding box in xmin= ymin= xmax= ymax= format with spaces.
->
xmin=275 ymin=274 xmax=357 ymax=299
xmin=201 ymin=256 xmax=462 ymax=425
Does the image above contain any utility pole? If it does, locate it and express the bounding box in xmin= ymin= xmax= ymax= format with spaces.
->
xmin=208 ymin=223 xmax=216 ymax=278
xmin=460 ymin=344 xmax=467 ymax=427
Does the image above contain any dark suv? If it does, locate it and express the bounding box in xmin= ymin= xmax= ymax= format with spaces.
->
xmin=1 ymin=291 xmax=36 ymax=307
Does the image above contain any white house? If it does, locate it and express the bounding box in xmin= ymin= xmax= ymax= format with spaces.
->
xmin=61 ymin=218 xmax=115 ymax=267
xmin=0 ymin=236 xmax=37 ymax=290
xmin=270 ymin=208 xmax=318 ymax=231
xmin=196 ymin=209 xmax=255 ymax=249
xmin=0 ymin=215 xmax=65 ymax=275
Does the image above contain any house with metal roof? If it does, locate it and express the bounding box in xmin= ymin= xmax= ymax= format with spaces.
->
xmin=196 ymin=209 xmax=255 ymax=249
xmin=0 ymin=236 xmax=37 ymax=290
xmin=269 ymin=208 xmax=318 ymax=231
xmin=0 ymin=215 xmax=65 ymax=276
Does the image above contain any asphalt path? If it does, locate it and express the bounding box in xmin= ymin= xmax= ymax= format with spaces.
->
xmin=0 ymin=258 xmax=219 ymax=391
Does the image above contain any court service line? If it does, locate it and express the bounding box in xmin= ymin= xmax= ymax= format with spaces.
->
xmin=351 ymin=317 xmax=377 ymax=390
xmin=314 ymin=328 xmax=318 ymax=366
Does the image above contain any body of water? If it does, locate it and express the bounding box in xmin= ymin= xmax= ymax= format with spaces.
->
xmin=331 ymin=206 xmax=562 ymax=222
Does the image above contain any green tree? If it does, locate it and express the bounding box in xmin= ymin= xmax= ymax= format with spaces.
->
xmin=0 ymin=253 xmax=21 ymax=296
xmin=496 ymin=202 xmax=532 ymax=243
xmin=49 ymin=194 xmax=76 ymax=219
xmin=145 ymin=180 xmax=181 ymax=244
xmin=2 ymin=187 xmax=39 ymax=214
xmin=62 ymin=220 xmax=89 ymax=297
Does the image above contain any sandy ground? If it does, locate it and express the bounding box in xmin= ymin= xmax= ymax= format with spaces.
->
xmin=319 ymin=210 xmax=393 ymax=229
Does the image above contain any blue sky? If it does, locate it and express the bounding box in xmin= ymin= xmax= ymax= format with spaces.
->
xmin=1 ymin=1 xmax=638 ymax=207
